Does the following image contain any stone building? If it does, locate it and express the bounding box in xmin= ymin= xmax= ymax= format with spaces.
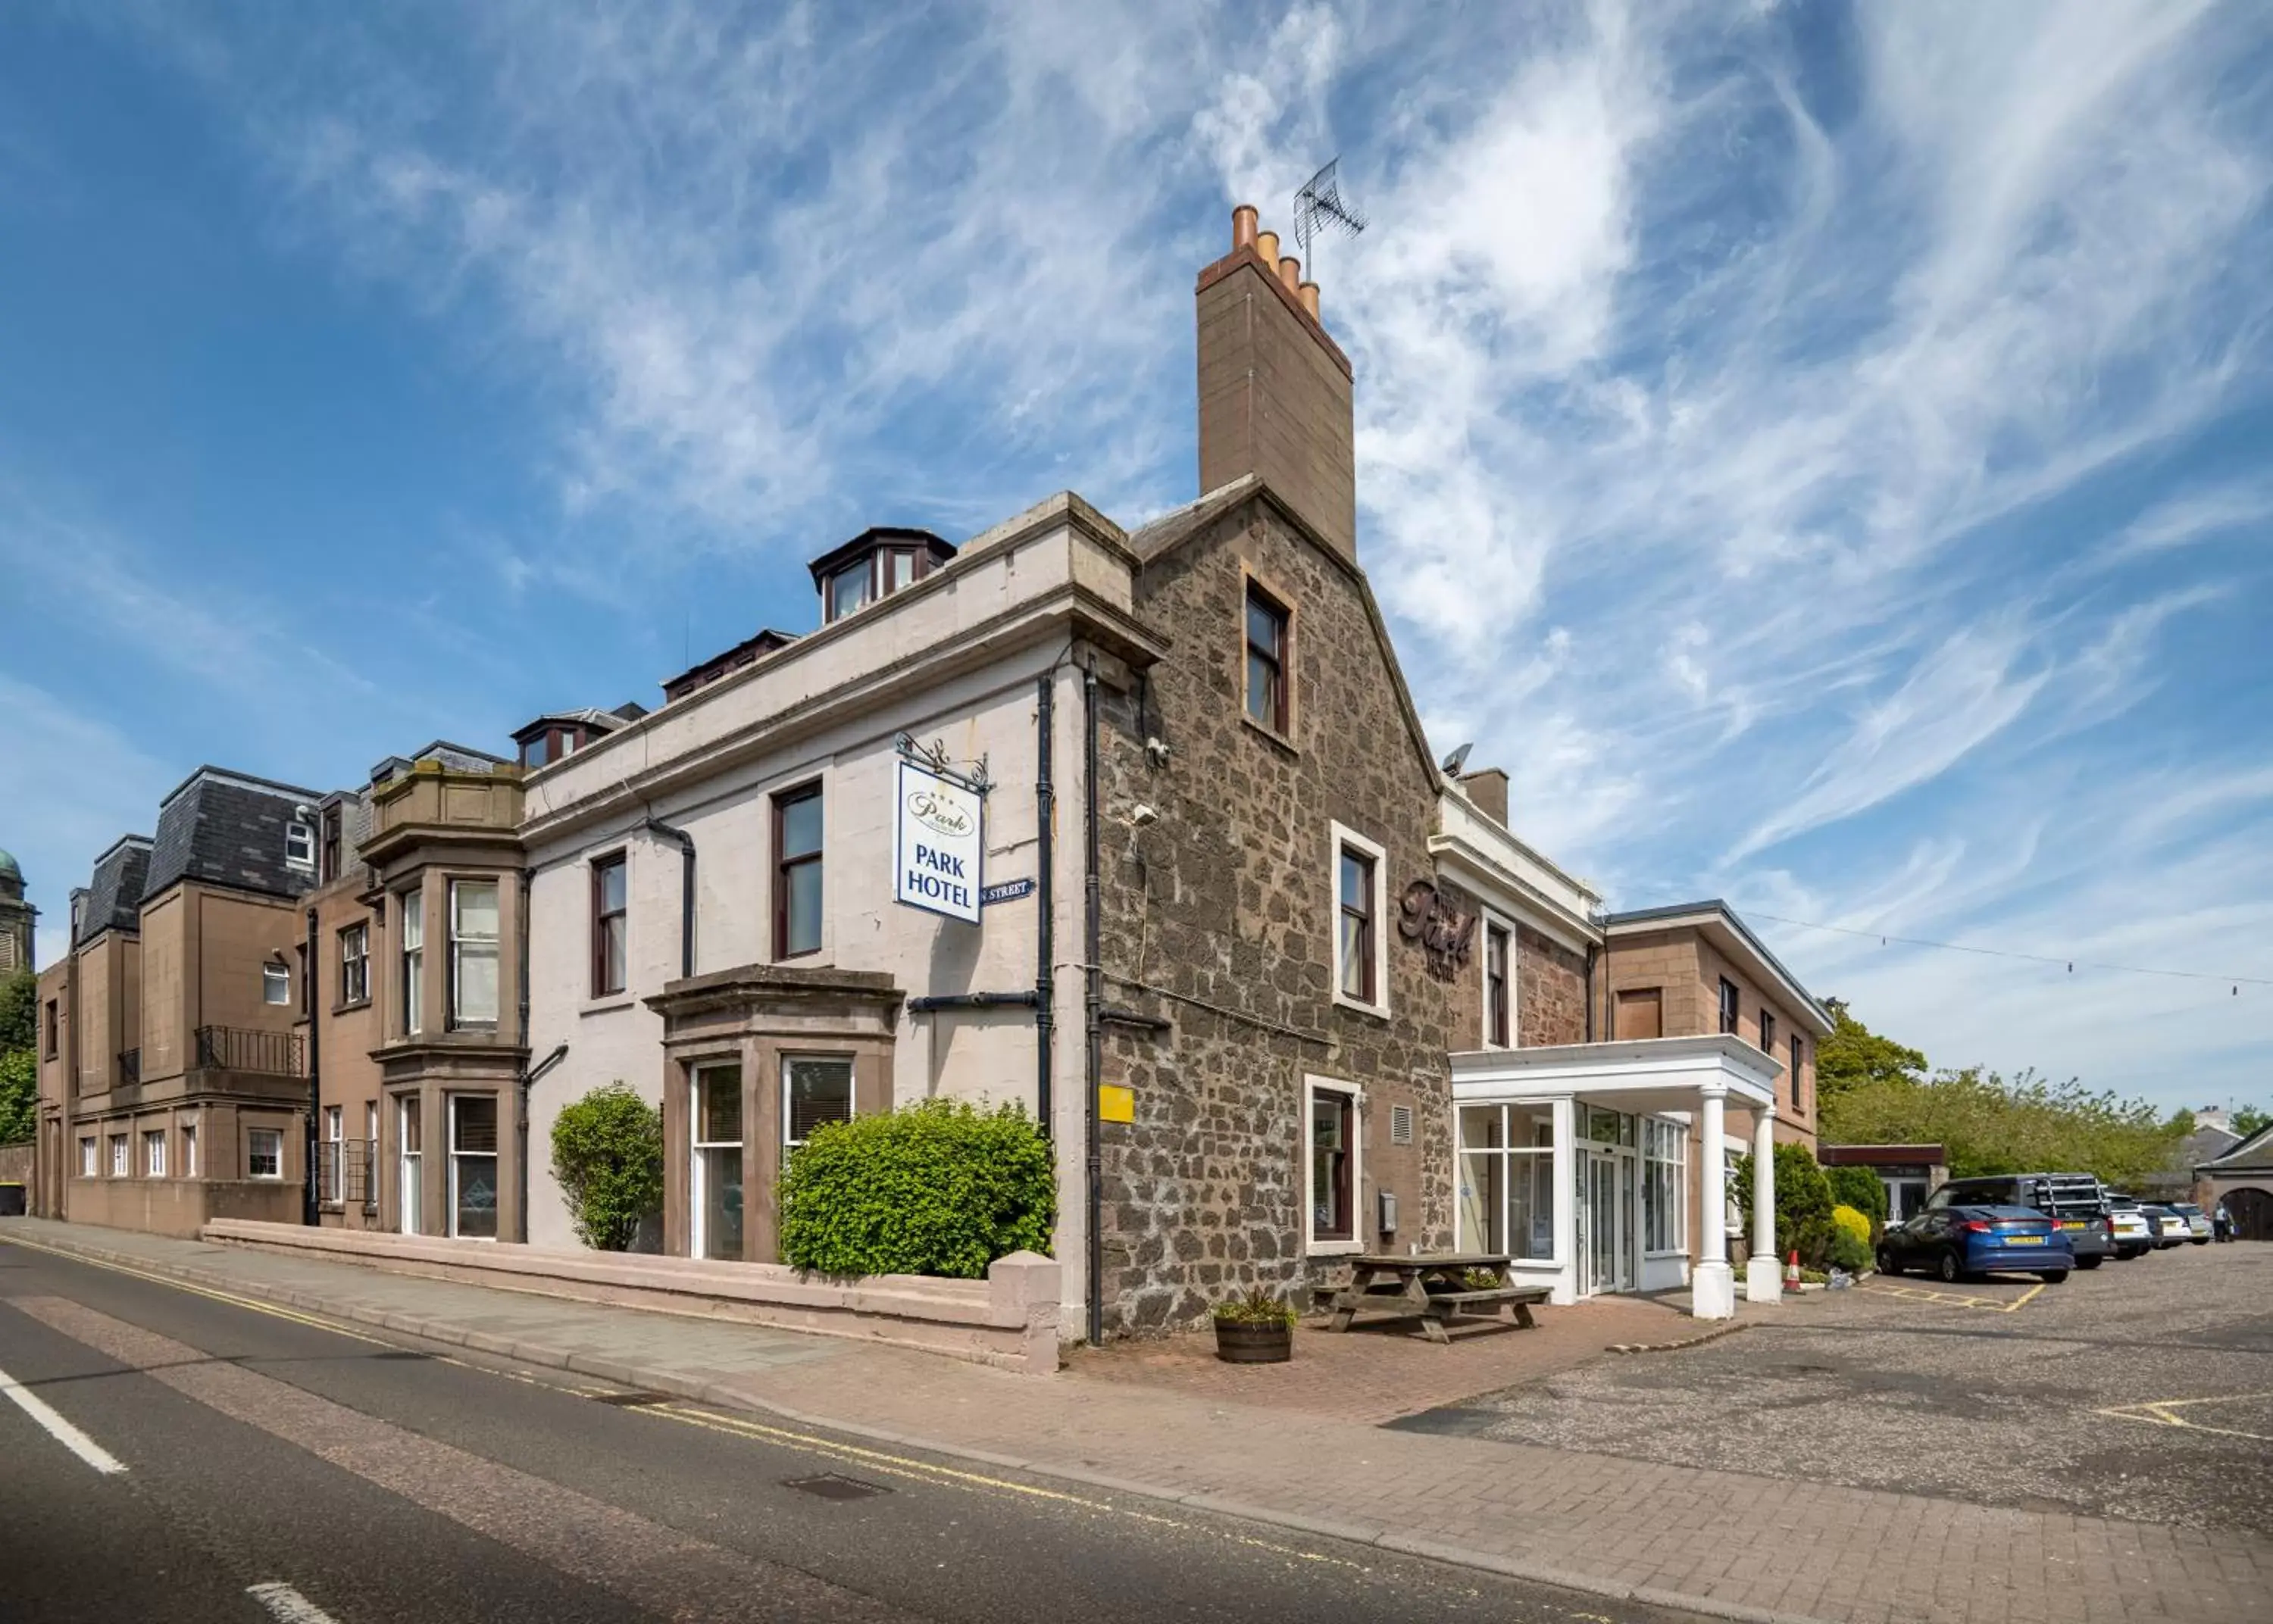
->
xmin=0 ymin=848 xmax=33 ymax=975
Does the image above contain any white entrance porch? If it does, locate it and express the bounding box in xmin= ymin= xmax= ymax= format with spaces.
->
xmin=1450 ymin=1035 xmax=1784 ymax=1320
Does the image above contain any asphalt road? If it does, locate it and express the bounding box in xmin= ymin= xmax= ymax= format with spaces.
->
xmin=1440 ymin=1239 xmax=2273 ymax=1535
xmin=0 ymin=1238 xmax=1706 ymax=1624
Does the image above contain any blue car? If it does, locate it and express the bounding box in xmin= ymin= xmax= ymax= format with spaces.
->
xmin=1875 ymin=1204 xmax=2073 ymax=1285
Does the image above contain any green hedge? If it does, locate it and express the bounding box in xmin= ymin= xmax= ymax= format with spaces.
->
xmin=1733 ymin=1141 xmax=1837 ymax=1265
xmin=1825 ymin=1164 xmax=1889 ymax=1230
xmin=779 ymin=1099 xmax=1054 ymax=1279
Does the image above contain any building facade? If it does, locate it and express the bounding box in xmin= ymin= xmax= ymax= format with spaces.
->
xmin=0 ymin=848 xmax=33 ymax=975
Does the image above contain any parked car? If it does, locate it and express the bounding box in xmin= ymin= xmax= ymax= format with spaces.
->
xmin=2103 ymin=1195 xmax=2153 ymax=1260
xmin=1923 ymin=1173 xmax=2112 ymax=1268
xmin=1875 ymin=1204 xmax=2073 ymax=1285
xmin=2168 ymin=1202 xmax=2215 ymax=1245
xmin=2137 ymin=1204 xmax=2189 ymax=1249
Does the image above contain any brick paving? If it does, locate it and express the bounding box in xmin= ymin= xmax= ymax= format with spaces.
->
xmin=7 ymin=1217 xmax=2269 ymax=1624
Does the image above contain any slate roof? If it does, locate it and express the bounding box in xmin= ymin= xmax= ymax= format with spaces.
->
xmin=368 ymin=741 xmax=511 ymax=785
xmin=75 ymin=835 xmax=153 ymax=945
xmin=142 ymin=767 xmax=326 ymax=905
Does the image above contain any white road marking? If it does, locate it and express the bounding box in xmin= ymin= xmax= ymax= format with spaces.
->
xmin=246 ymin=1582 xmax=344 ymax=1624
xmin=0 ymin=1360 xmax=127 ymax=1476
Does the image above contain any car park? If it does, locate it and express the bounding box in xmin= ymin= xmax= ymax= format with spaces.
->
xmin=1921 ymin=1173 xmax=2112 ymax=1268
xmin=2103 ymin=1195 xmax=2153 ymax=1259
xmin=2168 ymin=1202 xmax=2215 ymax=1245
xmin=1874 ymin=1203 xmax=2073 ymax=1284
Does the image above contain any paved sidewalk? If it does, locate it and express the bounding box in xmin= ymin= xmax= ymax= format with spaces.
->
xmin=6 ymin=1219 xmax=2267 ymax=1624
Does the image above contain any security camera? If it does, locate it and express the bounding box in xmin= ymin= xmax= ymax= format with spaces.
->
xmin=1129 ymin=804 xmax=1159 ymax=829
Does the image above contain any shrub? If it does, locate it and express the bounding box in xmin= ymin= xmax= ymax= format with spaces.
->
xmin=550 ymin=1082 xmax=664 ymax=1251
xmin=779 ymin=1098 xmax=1054 ymax=1279
xmin=1831 ymin=1204 xmax=1873 ymax=1247
xmin=1826 ymin=1165 xmax=1889 ymax=1230
xmin=1828 ymin=1226 xmax=1874 ymax=1273
xmin=1733 ymin=1141 xmax=1837 ymax=1265
xmin=1212 ymin=1285 xmax=1297 ymax=1327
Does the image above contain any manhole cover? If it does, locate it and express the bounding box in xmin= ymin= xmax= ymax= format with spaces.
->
xmin=785 ymin=1473 xmax=889 ymax=1501
xmin=588 ymin=1391 xmax=672 ymax=1407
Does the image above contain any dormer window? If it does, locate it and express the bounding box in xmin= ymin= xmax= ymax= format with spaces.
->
xmin=809 ymin=527 xmax=956 ymax=625
xmin=286 ymin=821 xmax=315 ymax=869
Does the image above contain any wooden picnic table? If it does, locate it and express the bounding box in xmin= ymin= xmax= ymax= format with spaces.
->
xmin=1323 ymin=1253 xmax=1547 ymax=1344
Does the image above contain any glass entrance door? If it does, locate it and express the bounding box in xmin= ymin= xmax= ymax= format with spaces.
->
xmin=1576 ymin=1112 xmax=1640 ymax=1297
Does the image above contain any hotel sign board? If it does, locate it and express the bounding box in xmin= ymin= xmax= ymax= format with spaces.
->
xmin=894 ymin=759 xmax=983 ymax=924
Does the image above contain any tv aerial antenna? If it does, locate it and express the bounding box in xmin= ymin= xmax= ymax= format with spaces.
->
xmin=1293 ymin=157 xmax=1367 ymax=286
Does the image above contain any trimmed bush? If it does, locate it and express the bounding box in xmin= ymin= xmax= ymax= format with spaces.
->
xmin=1832 ymin=1204 xmax=1872 ymax=1247
xmin=1828 ymin=1226 xmax=1874 ymax=1273
xmin=1734 ymin=1141 xmax=1837 ymax=1265
xmin=1826 ymin=1164 xmax=1889 ymax=1230
xmin=550 ymin=1082 xmax=664 ymax=1251
xmin=779 ymin=1098 xmax=1054 ymax=1279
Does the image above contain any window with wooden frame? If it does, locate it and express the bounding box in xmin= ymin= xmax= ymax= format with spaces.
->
xmin=1330 ymin=824 xmax=1387 ymax=1013
xmin=1243 ymin=580 xmax=1290 ymax=734
xmin=1760 ymin=1007 xmax=1776 ymax=1058
xmin=1484 ymin=920 xmax=1512 ymax=1047
xmin=339 ymin=923 xmax=370 ymax=1007
xmin=44 ymin=999 xmax=58 ymax=1060
xmin=1790 ymin=1035 xmax=1805 ymax=1110
xmin=401 ymin=889 xmax=425 ymax=1035
xmin=591 ymin=854 xmax=628 ymax=997
xmin=320 ymin=806 xmax=342 ymax=883
xmin=774 ymin=782 xmax=824 ymax=958
xmin=1306 ymin=1079 xmax=1362 ymax=1251
xmin=1718 ymin=976 xmax=1740 ymax=1035
xmin=449 ymin=879 xmax=500 ymax=1029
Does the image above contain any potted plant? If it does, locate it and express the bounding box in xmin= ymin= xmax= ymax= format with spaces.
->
xmin=1212 ymin=1285 xmax=1296 ymax=1363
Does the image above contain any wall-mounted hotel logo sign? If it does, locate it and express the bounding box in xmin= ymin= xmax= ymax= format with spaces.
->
xmin=1399 ymin=879 xmax=1476 ymax=982
xmin=895 ymin=759 xmax=983 ymax=924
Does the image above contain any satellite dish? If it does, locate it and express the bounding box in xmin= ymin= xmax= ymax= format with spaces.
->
xmin=1440 ymin=742 xmax=1474 ymax=776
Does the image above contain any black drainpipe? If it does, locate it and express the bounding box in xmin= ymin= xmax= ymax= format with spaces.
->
xmin=643 ymin=815 xmax=696 ymax=979
xmin=1035 ymin=673 xmax=1055 ymax=1139
xmin=1083 ymin=659 xmax=1104 ymax=1345
xmin=303 ymin=905 xmax=320 ymax=1227
xmin=1585 ymin=942 xmax=1599 ymax=1042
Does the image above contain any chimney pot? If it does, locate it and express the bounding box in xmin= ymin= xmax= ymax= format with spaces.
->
xmin=1254 ymin=229 xmax=1279 ymax=266
xmin=1299 ymin=280 xmax=1320 ymax=319
xmin=1278 ymin=255 xmax=1301 ymax=293
xmin=1231 ymin=205 xmax=1258 ymax=251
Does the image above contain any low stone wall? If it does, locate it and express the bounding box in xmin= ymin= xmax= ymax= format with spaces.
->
xmin=200 ymin=1220 xmax=1061 ymax=1375
xmin=70 ymin=1177 xmax=300 ymax=1238
xmin=0 ymin=1142 xmax=32 ymax=1190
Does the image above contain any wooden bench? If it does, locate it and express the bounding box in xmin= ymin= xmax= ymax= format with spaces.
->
xmin=1324 ymin=1254 xmax=1547 ymax=1344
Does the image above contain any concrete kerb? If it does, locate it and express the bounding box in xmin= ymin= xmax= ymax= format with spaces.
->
xmin=0 ymin=1224 xmax=1852 ymax=1624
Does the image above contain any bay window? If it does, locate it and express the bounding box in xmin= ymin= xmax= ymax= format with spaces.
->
xmin=783 ymin=1055 xmax=855 ymax=1148
xmin=449 ymin=1095 xmax=499 ymax=1239
xmin=449 ymin=879 xmax=500 ymax=1029
xmin=691 ymin=1063 xmax=744 ymax=1261
xmin=402 ymin=890 xmax=425 ymax=1035
xmin=247 ymin=1129 xmax=283 ymax=1180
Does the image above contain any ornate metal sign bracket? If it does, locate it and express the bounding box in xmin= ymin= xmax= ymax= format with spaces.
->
xmin=896 ymin=733 xmax=993 ymax=797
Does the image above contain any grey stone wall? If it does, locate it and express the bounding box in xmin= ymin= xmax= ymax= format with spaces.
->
xmin=1091 ymin=495 xmax=1459 ymax=1335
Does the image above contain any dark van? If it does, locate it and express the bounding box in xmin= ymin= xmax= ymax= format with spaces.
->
xmin=1924 ymin=1174 xmax=2112 ymax=1267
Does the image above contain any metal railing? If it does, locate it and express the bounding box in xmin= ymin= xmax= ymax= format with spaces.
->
xmin=117 ymin=1048 xmax=140 ymax=1085
xmin=317 ymin=1138 xmax=380 ymax=1211
xmin=193 ymin=1025 xmax=305 ymax=1078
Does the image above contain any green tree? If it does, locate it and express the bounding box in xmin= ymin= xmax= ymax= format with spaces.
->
xmin=1825 ymin=1163 xmax=1889 ymax=1231
xmin=1732 ymin=1141 xmax=1837 ymax=1264
xmin=1815 ymin=1000 xmax=1928 ymax=1105
xmin=2233 ymin=1105 xmax=2270 ymax=1138
xmin=549 ymin=1082 xmax=664 ymax=1251
xmin=1822 ymin=1062 xmax=2190 ymax=1188
xmin=0 ymin=967 xmax=35 ymax=1057
xmin=0 ymin=1048 xmax=34 ymax=1145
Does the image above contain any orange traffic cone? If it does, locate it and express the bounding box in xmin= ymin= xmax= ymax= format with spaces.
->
xmin=1784 ymin=1250 xmax=1801 ymax=1286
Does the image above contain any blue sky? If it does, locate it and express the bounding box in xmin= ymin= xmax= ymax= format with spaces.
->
xmin=3 ymin=2 xmax=2269 ymax=1115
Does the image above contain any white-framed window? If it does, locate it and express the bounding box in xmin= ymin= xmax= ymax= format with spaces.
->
xmin=339 ymin=923 xmax=370 ymax=1007
xmin=401 ymin=889 xmax=425 ymax=1035
xmin=110 ymin=1134 xmax=130 ymax=1178
xmin=1328 ymin=823 xmax=1390 ymax=1017
xmin=691 ymin=1062 xmax=744 ymax=1261
xmin=449 ymin=879 xmax=500 ymax=1029
xmin=247 ymin=1129 xmax=283 ymax=1179
xmin=286 ymin=820 xmax=315 ymax=870
xmin=448 ymin=1094 xmax=499 ymax=1239
xmin=1643 ymin=1116 xmax=1689 ymax=1254
xmin=1457 ymin=1101 xmax=1559 ymax=1263
xmin=1304 ymin=1076 xmax=1365 ymax=1256
xmin=262 ymin=962 xmax=292 ymax=1006
xmin=398 ymin=1095 xmax=423 ymax=1235
xmin=79 ymin=1136 xmax=96 ymax=1177
xmin=182 ymin=1122 xmax=199 ymax=1178
xmin=783 ymin=1054 xmax=855 ymax=1150
xmin=1482 ymin=915 xmax=1514 ymax=1048
xmin=324 ymin=1105 xmax=344 ymax=1203
xmin=144 ymin=1129 xmax=167 ymax=1178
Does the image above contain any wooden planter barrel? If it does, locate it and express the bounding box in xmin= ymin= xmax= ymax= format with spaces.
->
xmin=1213 ymin=1320 xmax=1293 ymax=1363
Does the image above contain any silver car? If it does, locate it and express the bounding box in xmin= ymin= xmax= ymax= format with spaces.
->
xmin=2168 ymin=1202 xmax=2215 ymax=1245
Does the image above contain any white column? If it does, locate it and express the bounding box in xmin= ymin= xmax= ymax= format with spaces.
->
xmin=1746 ymin=1104 xmax=1782 ymax=1303
xmin=1693 ymin=1088 xmax=1734 ymax=1319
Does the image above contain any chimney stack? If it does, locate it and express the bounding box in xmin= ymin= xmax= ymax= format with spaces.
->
xmin=1195 ymin=205 xmax=1356 ymax=564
